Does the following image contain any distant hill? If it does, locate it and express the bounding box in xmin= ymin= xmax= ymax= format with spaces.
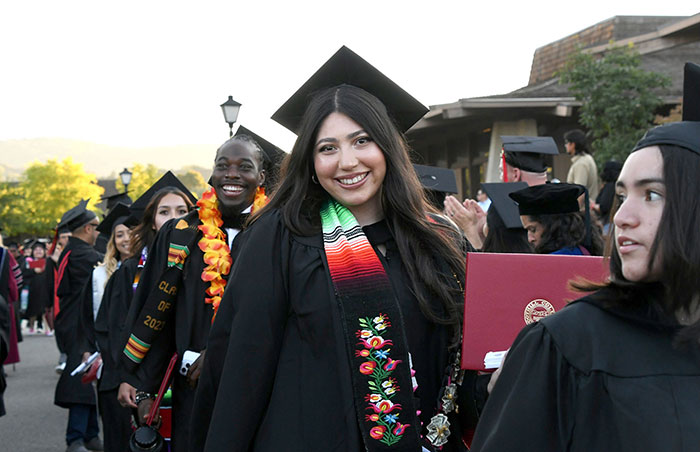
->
xmin=0 ymin=138 xmax=220 ymax=181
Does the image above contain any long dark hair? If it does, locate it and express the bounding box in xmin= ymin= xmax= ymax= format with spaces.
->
xmin=129 ymin=188 xmax=194 ymax=256
xmin=258 ymin=84 xmax=465 ymax=343
xmin=482 ymin=210 xmax=532 ymax=253
xmin=577 ymin=144 xmax=700 ymax=340
xmin=529 ymin=211 xmax=604 ymax=255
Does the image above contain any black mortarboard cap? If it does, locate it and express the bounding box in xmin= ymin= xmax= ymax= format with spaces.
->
xmin=234 ymin=125 xmax=286 ymax=189
xmin=234 ymin=126 xmax=286 ymax=164
xmin=481 ymin=182 xmax=528 ymax=229
xmin=683 ymin=62 xmax=700 ymax=122
xmin=128 ymin=171 xmax=197 ymax=225
xmin=501 ymin=136 xmax=559 ymax=173
xmin=632 ymin=122 xmax=700 ymax=155
xmin=97 ymin=202 xmax=131 ymax=235
xmin=58 ymin=199 xmax=97 ymax=232
xmin=413 ymin=164 xmax=457 ymax=194
xmin=271 ymin=46 xmax=428 ymax=134
xmin=101 ymin=191 xmax=133 ymax=211
xmin=509 ymin=183 xmax=584 ymax=216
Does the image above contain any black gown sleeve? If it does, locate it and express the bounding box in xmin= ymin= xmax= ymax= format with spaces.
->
xmin=201 ymin=211 xmax=290 ymax=452
xmin=470 ymin=323 xmax=576 ymax=452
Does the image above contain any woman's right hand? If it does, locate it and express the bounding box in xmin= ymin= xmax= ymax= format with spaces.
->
xmin=117 ymin=382 xmax=137 ymax=408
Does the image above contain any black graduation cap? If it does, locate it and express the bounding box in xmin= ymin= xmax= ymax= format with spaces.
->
xmin=481 ymin=182 xmax=528 ymax=229
xmin=683 ymin=62 xmax=700 ymax=122
xmin=413 ymin=164 xmax=457 ymax=193
xmin=97 ymin=202 xmax=131 ymax=235
xmin=234 ymin=126 xmax=286 ymax=164
xmin=128 ymin=171 xmax=197 ymax=225
xmin=509 ymin=183 xmax=584 ymax=216
xmin=501 ymin=136 xmax=559 ymax=173
xmin=101 ymin=191 xmax=133 ymax=211
xmin=271 ymin=46 xmax=428 ymax=134
xmin=57 ymin=199 xmax=97 ymax=232
xmin=234 ymin=125 xmax=286 ymax=189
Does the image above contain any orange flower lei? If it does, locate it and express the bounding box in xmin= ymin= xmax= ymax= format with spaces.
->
xmin=197 ymin=186 xmax=269 ymax=319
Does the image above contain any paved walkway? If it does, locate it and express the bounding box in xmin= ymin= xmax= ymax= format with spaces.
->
xmin=1 ymin=329 xmax=75 ymax=452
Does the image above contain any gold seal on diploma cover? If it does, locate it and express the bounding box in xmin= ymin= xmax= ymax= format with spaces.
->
xmin=523 ymin=299 xmax=556 ymax=324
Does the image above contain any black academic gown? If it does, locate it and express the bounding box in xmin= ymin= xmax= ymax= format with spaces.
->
xmin=54 ymin=237 xmax=103 ymax=408
xmin=0 ymin=248 xmax=11 ymax=417
xmin=471 ymin=285 xmax=700 ymax=452
xmin=95 ymin=258 xmax=139 ymax=392
xmin=121 ymin=211 xmax=238 ymax=452
xmin=194 ymin=209 xmax=478 ymax=452
xmin=22 ymin=260 xmax=50 ymax=320
xmin=93 ymin=259 xmax=138 ymax=452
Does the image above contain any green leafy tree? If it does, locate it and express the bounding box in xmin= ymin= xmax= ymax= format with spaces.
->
xmin=176 ymin=169 xmax=207 ymax=199
xmin=0 ymin=158 xmax=104 ymax=238
xmin=0 ymin=182 xmax=25 ymax=238
xmin=559 ymin=43 xmax=670 ymax=166
xmin=115 ymin=163 xmax=162 ymax=200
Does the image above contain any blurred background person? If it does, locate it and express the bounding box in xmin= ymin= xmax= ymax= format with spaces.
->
xmin=21 ymin=241 xmax=49 ymax=334
xmin=564 ymin=129 xmax=599 ymax=199
xmin=476 ymin=188 xmax=491 ymax=212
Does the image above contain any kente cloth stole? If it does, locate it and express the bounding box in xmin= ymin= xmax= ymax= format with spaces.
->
xmin=320 ymin=199 xmax=421 ymax=451
xmin=121 ymin=215 xmax=200 ymax=372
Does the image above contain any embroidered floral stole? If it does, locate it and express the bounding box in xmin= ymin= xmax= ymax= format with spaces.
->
xmin=320 ymin=199 xmax=421 ymax=451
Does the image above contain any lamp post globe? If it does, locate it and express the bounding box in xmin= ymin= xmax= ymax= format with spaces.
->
xmin=120 ymin=167 xmax=133 ymax=192
xmin=220 ymin=96 xmax=242 ymax=137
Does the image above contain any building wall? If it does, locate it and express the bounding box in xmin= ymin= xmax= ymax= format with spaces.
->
xmin=528 ymin=16 xmax=685 ymax=85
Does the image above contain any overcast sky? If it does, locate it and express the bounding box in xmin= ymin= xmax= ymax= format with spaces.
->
xmin=1 ymin=1 xmax=697 ymax=153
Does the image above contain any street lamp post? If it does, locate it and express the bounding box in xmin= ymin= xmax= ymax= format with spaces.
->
xmin=220 ymin=96 xmax=242 ymax=137
xmin=120 ymin=167 xmax=133 ymax=193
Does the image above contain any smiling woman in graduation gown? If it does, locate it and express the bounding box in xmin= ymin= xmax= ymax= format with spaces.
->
xmin=194 ymin=46 xmax=478 ymax=452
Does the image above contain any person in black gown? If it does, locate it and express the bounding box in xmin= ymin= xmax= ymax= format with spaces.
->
xmin=193 ymin=46 xmax=478 ymax=452
xmin=119 ymin=144 xmax=266 ymax=451
xmin=53 ymin=200 xmax=104 ymax=452
xmin=471 ymin=106 xmax=700 ymax=449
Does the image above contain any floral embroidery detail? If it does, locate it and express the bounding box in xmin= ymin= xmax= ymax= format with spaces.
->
xmin=370 ymin=426 xmax=387 ymax=440
xmin=356 ymin=314 xmax=409 ymax=446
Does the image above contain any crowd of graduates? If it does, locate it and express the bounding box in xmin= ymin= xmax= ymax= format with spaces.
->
xmin=1 ymin=48 xmax=700 ymax=452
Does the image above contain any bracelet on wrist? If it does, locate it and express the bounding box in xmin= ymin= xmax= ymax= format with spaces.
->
xmin=135 ymin=391 xmax=155 ymax=405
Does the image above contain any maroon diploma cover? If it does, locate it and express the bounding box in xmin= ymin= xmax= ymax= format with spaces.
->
xmin=461 ymin=252 xmax=609 ymax=370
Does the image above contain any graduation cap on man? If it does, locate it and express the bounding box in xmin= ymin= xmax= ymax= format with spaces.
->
xmin=500 ymin=136 xmax=559 ymax=182
xmin=272 ymin=45 xmax=428 ymax=134
xmin=233 ymin=126 xmax=286 ymax=190
xmin=633 ymin=62 xmax=700 ymax=155
xmin=127 ymin=171 xmax=197 ymax=226
xmin=58 ymin=199 xmax=97 ymax=233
